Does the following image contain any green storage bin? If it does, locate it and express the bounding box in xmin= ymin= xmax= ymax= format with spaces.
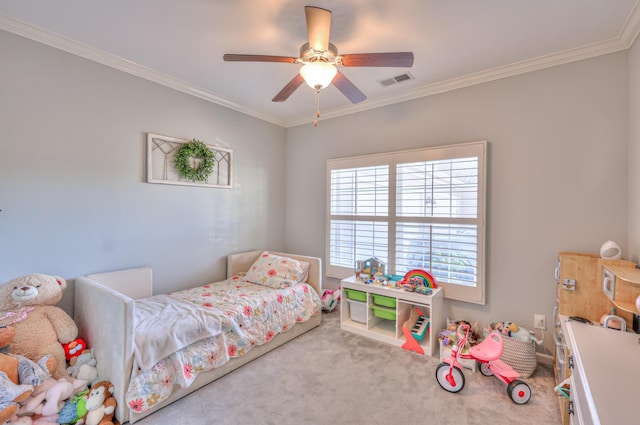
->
xmin=345 ymin=288 xmax=366 ymax=302
xmin=371 ymin=305 xmax=396 ymax=321
xmin=371 ymin=294 xmax=396 ymax=308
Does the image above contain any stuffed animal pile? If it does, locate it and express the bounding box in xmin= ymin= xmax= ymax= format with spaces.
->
xmin=438 ymin=319 xmax=481 ymax=347
xmin=0 ymin=274 xmax=115 ymax=425
xmin=0 ymin=326 xmax=51 ymax=423
xmin=485 ymin=320 xmax=537 ymax=342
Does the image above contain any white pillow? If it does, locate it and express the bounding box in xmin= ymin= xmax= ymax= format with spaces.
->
xmin=245 ymin=251 xmax=310 ymax=289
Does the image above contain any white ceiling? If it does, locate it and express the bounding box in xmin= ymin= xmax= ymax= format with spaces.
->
xmin=1 ymin=0 xmax=639 ymax=128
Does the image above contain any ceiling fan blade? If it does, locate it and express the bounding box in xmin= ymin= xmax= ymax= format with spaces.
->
xmin=332 ymin=71 xmax=366 ymax=104
xmin=272 ymin=74 xmax=305 ymax=102
xmin=223 ymin=54 xmax=298 ymax=63
xmin=340 ymin=52 xmax=414 ymax=67
xmin=305 ymin=6 xmax=332 ymax=51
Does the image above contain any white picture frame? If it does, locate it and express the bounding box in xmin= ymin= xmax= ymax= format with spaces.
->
xmin=146 ymin=133 xmax=233 ymax=188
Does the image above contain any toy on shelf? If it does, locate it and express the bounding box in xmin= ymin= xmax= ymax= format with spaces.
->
xmin=362 ymin=257 xmax=385 ymax=275
xmin=411 ymin=314 xmax=430 ymax=340
xmin=401 ymin=307 xmax=430 ymax=355
xmin=400 ymin=269 xmax=437 ymax=294
xmin=440 ymin=319 xmax=480 ymax=347
xmin=355 ymin=257 xmax=386 ymax=282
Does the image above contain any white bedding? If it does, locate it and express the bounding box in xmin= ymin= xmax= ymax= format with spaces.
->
xmin=133 ymin=294 xmax=224 ymax=370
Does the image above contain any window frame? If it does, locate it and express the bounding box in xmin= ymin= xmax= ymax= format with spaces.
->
xmin=326 ymin=141 xmax=487 ymax=304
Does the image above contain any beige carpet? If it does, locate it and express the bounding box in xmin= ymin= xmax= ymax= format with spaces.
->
xmin=134 ymin=308 xmax=562 ymax=424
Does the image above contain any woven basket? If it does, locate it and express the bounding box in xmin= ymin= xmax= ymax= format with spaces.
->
xmin=483 ymin=330 xmax=537 ymax=378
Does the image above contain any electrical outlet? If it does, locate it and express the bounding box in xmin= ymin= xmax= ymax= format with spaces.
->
xmin=534 ymin=314 xmax=546 ymax=330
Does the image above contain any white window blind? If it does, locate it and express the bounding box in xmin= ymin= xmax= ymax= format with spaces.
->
xmin=328 ymin=165 xmax=389 ymax=272
xmin=326 ymin=142 xmax=486 ymax=304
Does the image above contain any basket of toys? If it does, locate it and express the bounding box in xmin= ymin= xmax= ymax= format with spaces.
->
xmin=484 ymin=321 xmax=537 ymax=378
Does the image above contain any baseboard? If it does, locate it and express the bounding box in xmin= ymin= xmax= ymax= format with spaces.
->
xmin=536 ymin=352 xmax=553 ymax=365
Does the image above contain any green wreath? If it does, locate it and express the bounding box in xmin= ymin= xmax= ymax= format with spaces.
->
xmin=173 ymin=139 xmax=215 ymax=182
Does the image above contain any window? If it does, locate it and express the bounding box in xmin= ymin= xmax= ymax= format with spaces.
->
xmin=326 ymin=141 xmax=486 ymax=304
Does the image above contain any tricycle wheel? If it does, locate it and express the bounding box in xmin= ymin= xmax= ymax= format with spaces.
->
xmin=479 ymin=362 xmax=493 ymax=376
xmin=507 ymin=380 xmax=531 ymax=404
xmin=435 ymin=362 xmax=465 ymax=393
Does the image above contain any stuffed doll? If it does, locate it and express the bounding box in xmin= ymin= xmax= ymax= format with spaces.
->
xmin=75 ymin=381 xmax=118 ymax=425
xmin=0 ymin=274 xmax=78 ymax=380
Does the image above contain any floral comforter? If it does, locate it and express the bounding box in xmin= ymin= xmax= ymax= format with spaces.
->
xmin=126 ymin=274 xmax=321 ymax=414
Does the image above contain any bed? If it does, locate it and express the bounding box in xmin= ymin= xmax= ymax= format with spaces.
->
xmin=74 ymin=250 xmax=322 ymax=424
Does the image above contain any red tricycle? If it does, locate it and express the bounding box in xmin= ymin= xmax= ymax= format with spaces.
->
xmin=435 ymin=323 xmax=532 ymax=404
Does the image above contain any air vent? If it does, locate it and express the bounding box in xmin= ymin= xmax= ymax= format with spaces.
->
xmin=378 ymin=72 xmax=414 ymax=87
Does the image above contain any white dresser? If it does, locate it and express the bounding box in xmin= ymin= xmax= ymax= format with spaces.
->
xmin=565 ymin=320 xmax=640 ymax=424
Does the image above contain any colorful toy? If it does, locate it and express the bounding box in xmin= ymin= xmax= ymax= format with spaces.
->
xmin=321 ymin=289 xmax=340 ymax=312
xmin=58 ymin=389 xmax=89 ymax=424
xmin=436 ymin=324 xmax=532 ymax=404
xmin=400 ymin=269 xmax=438 ymax=291
xmin=62 ymin=339 xmax=87 ymax=362
xmin=362 ymin=257 xmax=385 ymax=275
xmin=401 ymin=308 xmax=430 ymax=355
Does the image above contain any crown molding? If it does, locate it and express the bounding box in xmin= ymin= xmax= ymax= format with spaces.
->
xmin=620 ymin=0 xmax=640 ymax=48
xmin=285 ymin=1 xmax=640 ymax=127
xmin=3 ymin=4 xmax=640 ymax=130
xmin=285 ymin=26 xmax=639 ymax=127
xmin=0 ymin=15 xmax=286 ymax=127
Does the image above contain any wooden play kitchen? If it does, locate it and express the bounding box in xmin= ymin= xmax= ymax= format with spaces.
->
xmin=340 ymin=275 xmax=443 ymax=356
xmin=554 ymin=251 xmax=640 ymax=424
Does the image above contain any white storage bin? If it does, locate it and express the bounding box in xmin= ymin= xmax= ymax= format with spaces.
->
xmin=348 ymin=300 xmax=366 ymax=323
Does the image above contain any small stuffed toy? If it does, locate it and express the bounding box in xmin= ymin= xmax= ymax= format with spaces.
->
xmin=62 ymin=339 xmax=87 ymax=363
xmin=75 ymin=381 xmax=118 ymax=425
xmin=0 ymin=274 xmax=78 ymax=380
xmin=66 ymin=350 xmax=98 ymax=385
xmin=486 ymin=321 xmax=521 ymax=338
xmin=57 ymin=389 xmax=89 ymax=425
xmin=486 ymin=321 xmax=508 ymax=335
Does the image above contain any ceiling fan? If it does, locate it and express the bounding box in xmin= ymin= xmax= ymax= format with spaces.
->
xmin=223 ymin=6 xmax=414 ymax=123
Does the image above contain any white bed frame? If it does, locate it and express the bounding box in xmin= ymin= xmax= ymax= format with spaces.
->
xmin=74 ymin=250 xmax=322 ymax=424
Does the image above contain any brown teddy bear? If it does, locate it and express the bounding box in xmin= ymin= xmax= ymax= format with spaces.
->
xmin=0 ymin=274 xmax=78 ymax=380
xmin=76 ymin=380 xmax=119 ymax=425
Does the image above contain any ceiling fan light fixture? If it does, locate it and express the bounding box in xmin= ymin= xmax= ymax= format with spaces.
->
xmin=299 ymin=61 xmax=337 ymax=90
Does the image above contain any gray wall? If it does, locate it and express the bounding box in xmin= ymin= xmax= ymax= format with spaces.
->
xmin=285 ymin=52 xmax=629 ymax=355
xmin=0 ymin=30 xmax=287 ymax=313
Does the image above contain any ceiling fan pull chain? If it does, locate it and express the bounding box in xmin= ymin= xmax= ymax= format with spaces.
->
xmin=314 ymin=88 xmax=321 ymax=126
